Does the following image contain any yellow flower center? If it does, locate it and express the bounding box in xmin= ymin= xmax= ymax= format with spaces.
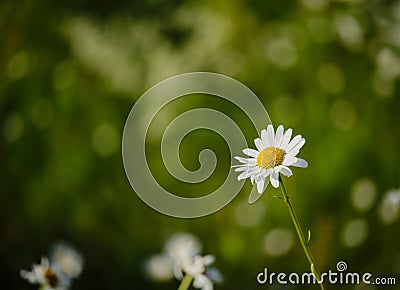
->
xmin=257 ymin=147 xmax=284 ymax=169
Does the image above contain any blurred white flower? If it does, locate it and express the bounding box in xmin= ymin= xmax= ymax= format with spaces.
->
xmin=164 ymin=233 xmax=202 ymax=280
xmin=164 ymin=233 xmax=202 ymax=253
xmin=145 ymin=254 xmax=174 ymax=282
xmin=379 ymin=189 xmax=400 ymax=224
xmin=20 ymin=257 xmax=70 ymax=290
xmin=51 ymin=243 xmax=84 ymax=279
xmin=233 ymin=125 xmax=308 ymax=194
xmin=189 ymin=255 xmax=222 ymax=290
xmin=20 ymin=243 xmax=83 ymax=290
xmin=165 ymin=233 xmax=221 ymax=290
xmin=146 ymin=233 xmax=222 ymax=290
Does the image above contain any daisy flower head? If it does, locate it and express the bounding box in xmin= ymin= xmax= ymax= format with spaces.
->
xmin=164 ymin=233 xmax=202 ymax=280
xmin=234 ymin=125 xmax=308 ymax=197
xmin=147 ymin=232 xmax=222 ymax=290
xmin=20 ymin=256 xmax=70 ymax=290
xmin=20 ymin=243 xmax=83 ymax=290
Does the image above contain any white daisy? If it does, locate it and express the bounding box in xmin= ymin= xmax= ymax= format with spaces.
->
xmin=164 ymin=233 xmax=202 ymax=280
xmin=234 ymin=125 xmax=308 ymax=195
xmin=21 ymin=243 xmax=83 ymax=290
xmin=20 ymin=256 xmax=70 ymax=290
xmin=156 ymin=233 xmax=222 ymax=290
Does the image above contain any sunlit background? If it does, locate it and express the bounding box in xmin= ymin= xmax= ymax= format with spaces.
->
xmin=1 ymin=0 xmax=400 ymax=289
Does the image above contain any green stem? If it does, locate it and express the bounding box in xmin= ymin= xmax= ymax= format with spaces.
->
xmin=177 ymin=274 xmax=193 ymax=290
xmin=279 ymin=175 xmax=325 ymax=290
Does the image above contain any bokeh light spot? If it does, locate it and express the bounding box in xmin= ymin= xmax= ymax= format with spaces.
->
xmin=31 ymin=99 xmax=54 ymax=129
xmin=92 ymin=123 xmax=119 ymax=157
xmin=7 ymin=50 xmax=30 ymax=80
xmin=330 ymin=98 xmax=356 ymax=130
xmin=301 ymin=0 xmax=328 ymax=12
xmin=372 ymin=72 xmax=395 ymax=99
xmin=334 ymin=12 xmax=364 ymax=51
xmin=234 ymin=200 xmax=266 ymax=228
xmin=265 ymin=37 xmax=298 ymax=70
xmin=263 ymin=228 xmax=294 ymax=257
xmin=273 ymin=95 xmax=304 ymax=126
xmin=351 ymin=179 xmax=377 ymax=213
xmin=341 ymin=218 xmax=368 ymax=248
xmin=53 ymin=61 xmax=78 ymax=91
xmin=3 ymin=113 xmax=24 ymax=143
xmin=307 ymin=16 xmax=336 ymax=43
xmin=317 ymin=63 xmax=345 ymax=94
xmin=379 ymin=189 xmax=400 ymax=224
xmin=375 ymin=47 xmax=400 ymax=81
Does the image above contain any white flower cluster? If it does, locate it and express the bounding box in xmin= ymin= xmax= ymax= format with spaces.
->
xmin=20 ymin=243 xmax=83 ymax=290
xmin=146 ymin=233 xmax=222 ymax=290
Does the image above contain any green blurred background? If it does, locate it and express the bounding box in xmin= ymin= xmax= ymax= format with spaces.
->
xmin=1 ymin=0 xmax=399 ymax=289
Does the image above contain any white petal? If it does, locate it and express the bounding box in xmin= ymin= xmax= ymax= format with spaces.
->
xmin=173 ymin=264 xmax=184 ymax=280
xmin=286 ymin=138 xmax=305 ymax=157
xmin=279 ymin=165 xmax=293 ymax=177
xmin=267 ymin=125 xmax=275 ymax=147
xmin=261 ymin=129 xmax=268 ymax=148
xmin=231 ymin=164 xmax=244 ymax=168
xmin=260 ymin=168 xmax=268 ymax=177
xmin=193 ymin=275 xmax=213 ymax=290
xmin=270 ymin=173 xmax=279 ymax=188
xmin=203 ymin=255 xmax=215 ymax=266
xmin=249 ymin=159 xmax=257 ymax=165
xmin=281 ymin=128 xmax=293 ymax=149
xmin=206 ymin=268 xmax=223 ymax=283
xmin=235 ymin=165 xmax=256 ymax=173
xmin=243 ymin=148 xmax=259 ymax=158
xmin=257 ymin=177 xmax=265 ymax=193
xmin=282 ymin=155 xmax=296 ymax=166
xmin=293 ymin=157 xmax=308 ymax=168
xmin=250 ymin=166 xmax=263 ymax=174
xmin=259 ymin=168 xmax=272 ymax=178
xmin=285 ymin=134 xmax=302 ymax=152
xmin=238 ymin=171 xmax=249 ymax=180
xmin=275 ymin=125 xmax=284 ymax=147
xmin=234 ymin=156 xmax=256 ymax=164
xmin=234 ymin=166 xmax=249 ymax=172
xmin=237 ymin=167 xmax=258 ymax=180
xmin=254 ymin=138 xmax=263 ymax=151
xmin=250 ymin=176 xmax=255 ymax=184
